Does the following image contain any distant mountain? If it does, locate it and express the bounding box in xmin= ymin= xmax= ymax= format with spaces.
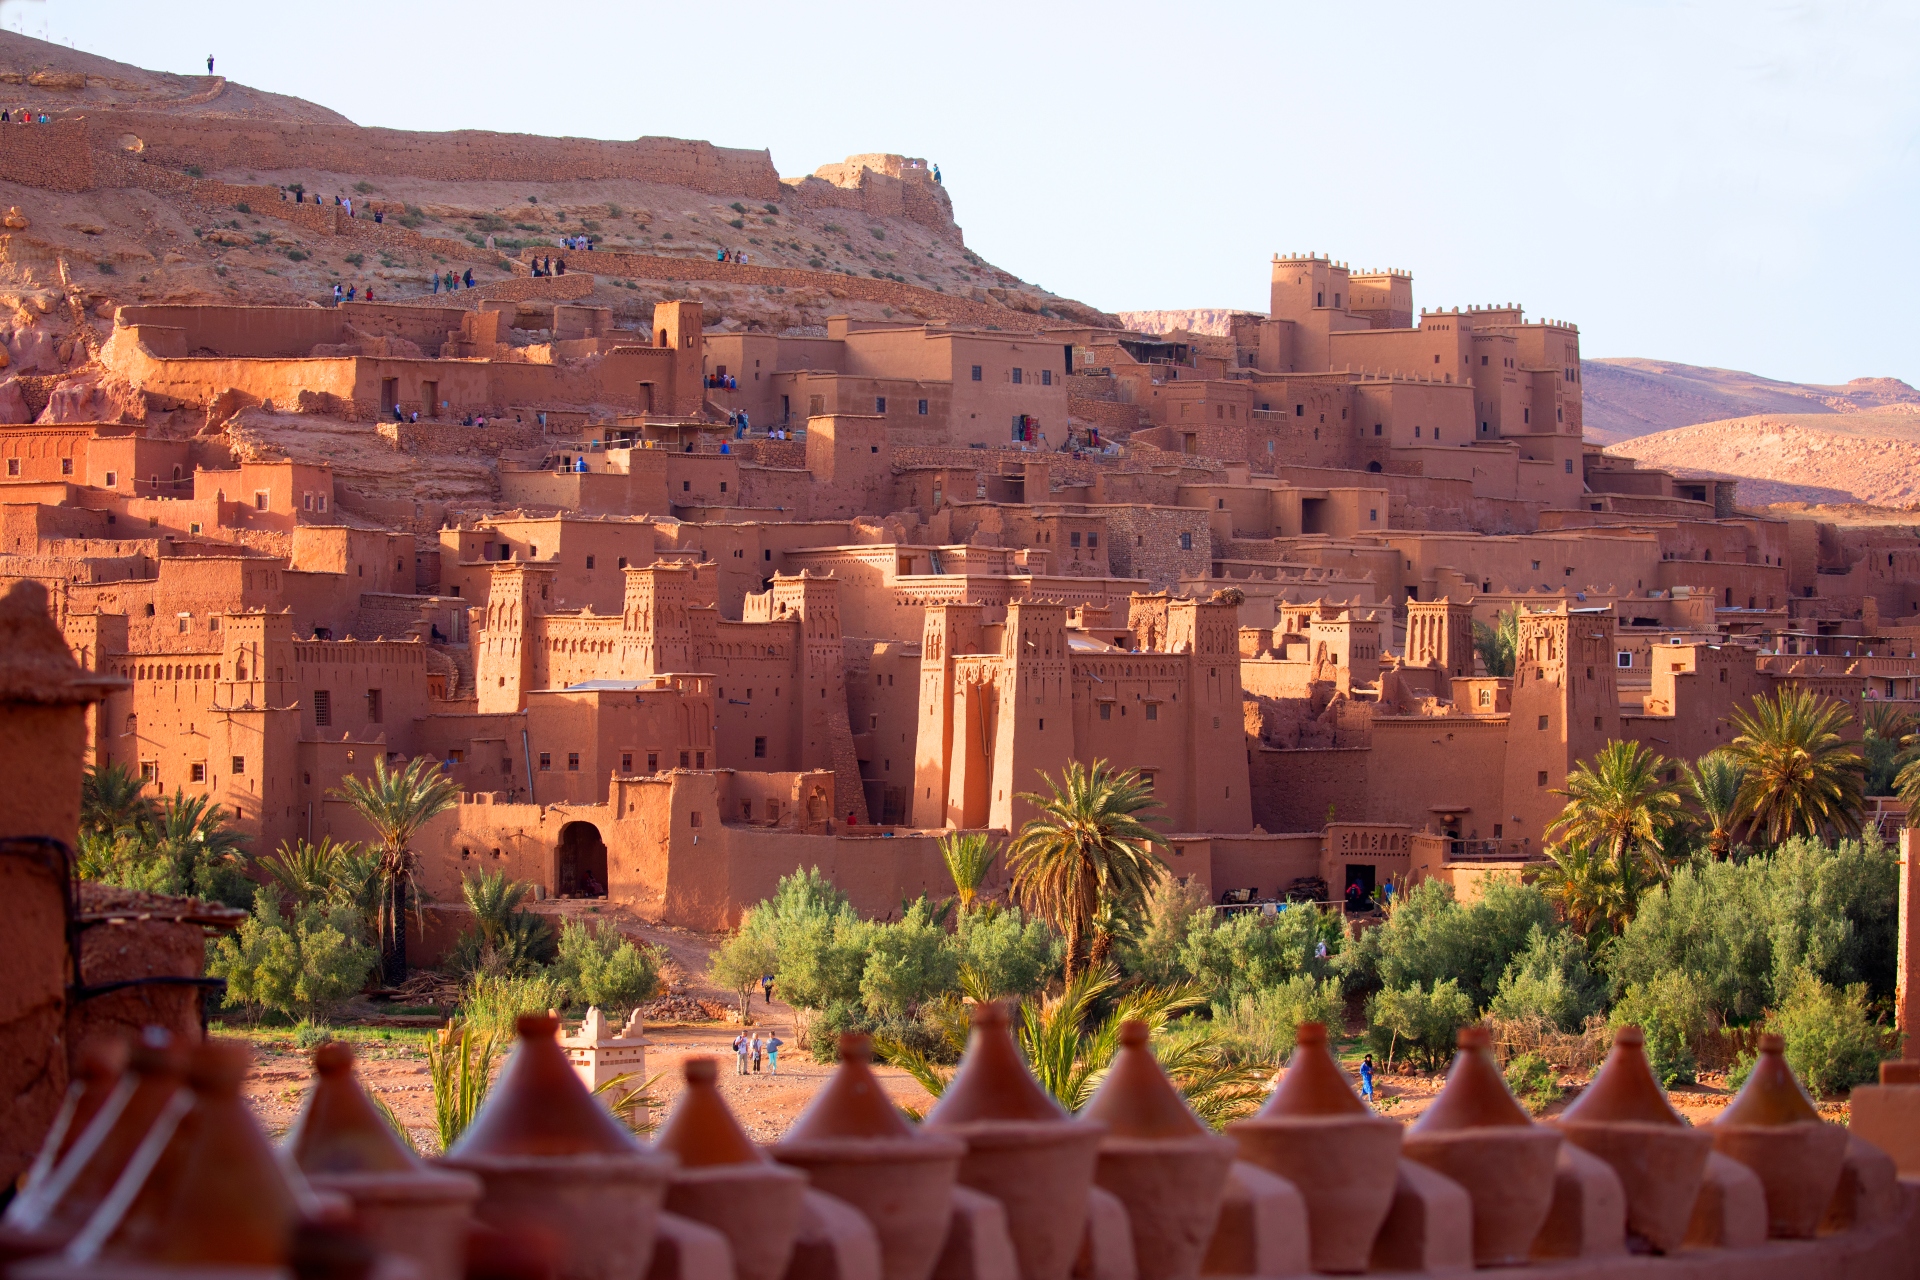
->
xmin=1114 ymin=309 xmax=1253 ymax=338
xmin=1602 ymin=412 xmax=1920 ymax=509
xmin=1581 ymin=357 xmax=1920 ymax=445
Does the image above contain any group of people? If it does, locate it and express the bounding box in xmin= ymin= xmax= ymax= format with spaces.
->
xmin=731 ymin=1029 xmax=783 ymax=1075
xmin=560 ymin=235 xmax=595 ymax=251
xmin=430 ymin=269 xmax=475 ymax=293
xmin=707 ymin=372 xmax=739 ymax=390
xmin=330 ymin=283 xmax=377 ymax=304
xmin=530 ymin=256 xmax=566 ymax=277
xmin=284 ymin=190 xmax=379 ymax=222
xmin=1 ymin=111 xmax=52 ymax=125
xmin=715 ymin=248 xmax=750 ymax=265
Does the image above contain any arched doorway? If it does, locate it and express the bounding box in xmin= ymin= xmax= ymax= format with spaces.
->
xmin=556 ymin=821 xmax=608 ymax=898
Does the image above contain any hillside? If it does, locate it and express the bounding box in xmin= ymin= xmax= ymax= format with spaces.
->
xmin=0 ymin=32 xmax=1112 ymax=370
xmin=1580 ymin=357 xmax=1920 ymax=445
xmin=1115 ymin=308 xmax=1251 ymax=337
xmin=1601 ymin=412 xmax=1920 ymax=508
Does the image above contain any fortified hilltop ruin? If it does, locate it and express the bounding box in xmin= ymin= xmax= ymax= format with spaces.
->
xmin=9 ymin=33 xmax=1920 ymax=1280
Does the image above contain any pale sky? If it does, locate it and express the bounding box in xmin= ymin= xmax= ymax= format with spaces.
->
xmin=22 ymin=0 xmax=1920 ymax=386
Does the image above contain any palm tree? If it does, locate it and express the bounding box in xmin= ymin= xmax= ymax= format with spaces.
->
xmin=261 ymin=836 xmax=363 ymax=909
xmin=1007 ymin=760 xmax=1169 ymax=979
xmin=1725 ymin=687 xmax=1865 ymax=843
xmin=1544 ymin=740 xmax=1685 ymax=914
xmin=81 ymin=761 xmax=157 ymax=838
xmin=148 ymin=790 xmax=251 ymax=905
xmin=1862 ymin=703 xmax=1915 ymax=798
xmin=1681 ymin=751 xmax=1747 ymax=859
xmin=939 ymin=832 xmax=997 ymax=913
xmin=1472 ymin=608 xmax=1519 ymax=678
xmin=333 ymin=757 xmax=461 ymax=984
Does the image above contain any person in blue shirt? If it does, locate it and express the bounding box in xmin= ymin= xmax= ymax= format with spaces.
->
xmin=1360 ymin=1053 xmax=1376 ymax=1104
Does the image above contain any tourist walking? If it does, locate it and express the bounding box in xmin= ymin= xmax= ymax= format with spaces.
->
xmin=750 ymin=1032 xmax=764 ymax=1073
xmin=732 ymin=1032 xmax=749 ymax=1075
xmin=761 ymin=972 xmax=775 ymax=1006
xmin=765 ymin=1034 xmax=782 ymax=1075
xmin=1360 ymin=1053 xmax=1375 ymax=1104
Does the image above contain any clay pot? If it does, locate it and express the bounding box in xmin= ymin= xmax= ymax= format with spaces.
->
xmin=0 ymin=1029 xmax=184 ymax=1254
xmin=1401 ymin=1026 xmax=1560 ymax=1267
xmin=772 ymin=1033 xmax=964 ymax=1280
xmin=33 ymin=1038 xmax=130 ymax=1185
xmin=286 ymin=1041 xmax=481 ymax=1280
xmin=440 ymin=1014 xmax=675 ymax=1280
xmin=924 ymin=1003 xmax=1106 ymax=1280
xmin=75 ymin=1039 xmax=314 ymax=1267
xmin=1227 ymin=1022 xmax=1400 ymax=1274
xmin=1551 ymin=1025 xmax=1709 ymax=1253
xmin=1709 ymin=1033 xmax=1849 ymax=1238
xmin=1081 ymin=1021 xmax=1234 ymax=1280
xmin=656 ymin=1058 xmax=806 ymax=1280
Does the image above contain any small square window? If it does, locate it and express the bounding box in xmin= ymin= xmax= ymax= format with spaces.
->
xmin=1087 ymin=532 xmax=1098 ymax=548
xmin=696 ymin=751 xmax=706 ymax=768
xmin=1099 ymin=702 xmax=1112 ymax=720
xmin=60 ymin=458 xmax=73 ymax=476
xmin=680 ymin=751 xmax=691 ymax=768
xmin=1070 ymin=531 xmax=1082 ymax=548
xmin=647 ymin=752 xmax=658 ymax=773
xmin=1011 ymin=368 xmax=1023 ymax=385
xmin=970 ymin=365 xmax=982 ymax=381
xmin=567 ymin=752 xmax=580 ymax=771
xmin=1537 ymin=715 xmax=1549 ymax=730
xmin=190 ymin=763 xmax=207 ymax=783
xmin=254 ymin=491 xmax=269 ymax=510
xmin=754 ymin=736 xmax=767 ymax=758
xmin=104 ymin=471 xmax=117 ymax=487
xmin=621 ymin=752 xmax=633 ymax=772
xmin=313 ymin=690 xmax=332 ymax=725
xmin=231 ymin=755 xmax=246 ymax=775
xmin=1041 ymin=369 xmax=1053 ymax=386
xmin=689 ymin=810 xmax=703 ymax=827
xmin=1146 ymin=703 xmax=1159 ymax=721
xmin=683 ymin=480 xmax=691 ymax=491
xmin=5 ymin=458 xmax=18 ymax=477
xmin=1537 ymin=770 xmax=1549 ymax=786
xmin=140 ymin=761 xmax=158 ymax=783
xmin=1617 ymin=652 xmax=1633 ymax=668
xmin=586 ymin=554 xmax=596 ymax=569
xmin=917 ymin=399 xmax=928 ymax=415
xmin=875 ymin=397 xmax=887 ymax=414
xmin=539 ymin=752 xmax=552 ymax=771
xmin=1179 ymin=532 xmax=1193 ymax=551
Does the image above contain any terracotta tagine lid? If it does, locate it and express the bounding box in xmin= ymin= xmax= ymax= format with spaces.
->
xmin=10 ymin=1029 xmax=186 ymax=1243
xmin=1558 ymin=1026 xmax=1683 ymax=1126
xmin=449 ymin=1014 xmax=643 ymax=1159
xmin=1407 ymin=1026 xmax=1532 ymax=1134
xmin=1717 ymin=1033 xmax=1820 ymax=1127
xmin=286 ymin=1040 xmax=417 ymax=1174
xmin=926 ymin=1001 xmax=1069 ymax=1126
xmin=98 ymin=1039 xmax=307 ymax=1266
xmin=1257 ymin=1022 xmax=1369 ymax=1118
xmin=655 ymin=1058 xmax=764 ymax=1167
xmin=1082 ymin=1021 xmax=1208 ymax=1138
xmin=53 ymin=1038 xmax=131 ymax=1165
xmin=785 ymin=1033 xmax=917 ymax=1141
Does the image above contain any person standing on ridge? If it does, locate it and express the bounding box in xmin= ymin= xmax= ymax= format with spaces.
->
xmin=207 ymin=55 xmax=214 ymax=75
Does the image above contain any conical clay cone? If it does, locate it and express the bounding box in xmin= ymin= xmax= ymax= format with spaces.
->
xmin=85 ymin=1039 xmax=312 ymax=1267
xmin=1 ymin=1037 xmax=141 ymax=1258
xmin=772 ymin=1034 xmax=963 ymax=1280
xmin=926 ymin=1003 xmax=1106 ymax=1280
xmin=1709 ymin=1034 xmax=1849 ymax=1238
xmin=1552 ymin=1026 xmax=1709 ymax=1253
xmin=1082 ymin=1022 xmax=1234 ymax=1280
xmin=1227 ymin=1023 xmax=1400 ymax=1274
xmin=288 ymin=1041 xmax=480 ymax=1280
xmin=657 ymin=1058 xmax=805 ymax=1280
xmin=1402 ymin=1026 xmax=1560 ymax=1266
xmin=439 ymin=1015 xmax=674 ymax=1280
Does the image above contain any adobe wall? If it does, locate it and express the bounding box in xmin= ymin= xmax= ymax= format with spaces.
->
xmin=1102 ymin=505 xmax=1212 ymax=588
xmin=1249 ymin=745 xmax=1372 ymax=832
xmin=1179 ymin=831 xmax=1323 ymax=901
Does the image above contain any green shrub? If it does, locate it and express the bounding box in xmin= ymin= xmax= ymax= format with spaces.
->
xmin=729 ymin=219 xmax=745 ymax=230
xmin=869 ymin=227 xmax=886 ymax=240
xmin=551 ymin=920 xmax=663 ymax=1013
xmin=285 ymin=249 xmax=308 ymax=262
xmin=952 ymin=906 xmax=1059 ymax=999
xmin=1213 ymin=975 xmax=1344 ymax=1059
xmin=1340 ymin=876 xmax=1550 ymax=1010
xmin=1366 ymin=980 xmax=1475 ymax=1071
xmin=1178 ymin=904 xmax=1336 ymax=1004
xmin=730 ymin=202 xmax=747 ymax=214
xmin=1504 ymin=1051 xmax=1562 ymax=1114
xmin=1611 ymin=969 xmax=1713 ymax=1086
xmin=234 ymin=202 xmax=250 ymax=214
xmin=344 ymin=253 xmax=364 ymax=267
xmin=1771 ymin=969 xmax=1886 ymax=1097
xmin=1490 ymin=926 xmax=1604 ymax=1031
xmin=860 ymin=899 xmax=958 ymax=1017
xmin=209 ymin=888 xmax=375 ymax=1024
